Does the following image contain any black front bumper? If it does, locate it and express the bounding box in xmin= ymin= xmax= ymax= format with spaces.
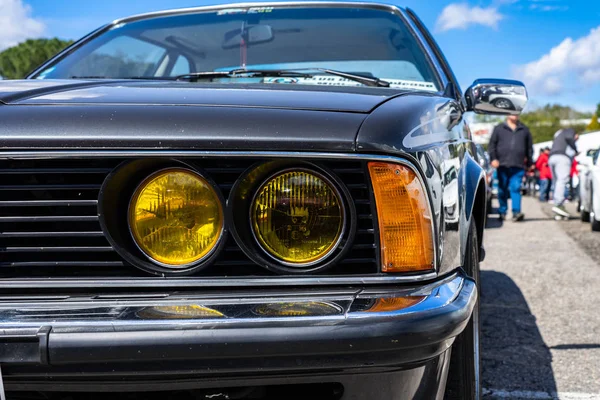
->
xmin=0 ymin=273 xmax=476 ymax=399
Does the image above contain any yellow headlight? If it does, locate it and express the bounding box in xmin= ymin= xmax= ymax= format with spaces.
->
xmin=251 ymin=170 xmax=344 ymax=266
xmin=129 ymin=168 xmax=223 ymax=267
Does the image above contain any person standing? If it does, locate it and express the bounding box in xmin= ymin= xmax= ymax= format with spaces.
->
xmin=536 ymin=147 xmax=552 ymax=202
xmin=549 ymin=128 xmax=579 ymax=217
xmin=488 ymin=115 xmax=533 ymax=222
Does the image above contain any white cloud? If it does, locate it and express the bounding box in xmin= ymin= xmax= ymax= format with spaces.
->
xmin=0 ymin=0 xmax=44 ymax=51
xmin=436 ymin=3 xmax=504 ymax=32
xmin=514 ymin=26 xmax=600 ymax=95
xmin=530 ymin=4 xmax=568 ymax=11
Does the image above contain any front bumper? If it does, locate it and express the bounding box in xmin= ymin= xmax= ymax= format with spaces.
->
xmin=0 ymin=272 xmax=476 ymax=398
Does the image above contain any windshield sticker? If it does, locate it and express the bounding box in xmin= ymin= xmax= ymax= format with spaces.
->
xmin=217 ymin=8 xmax=247 ymax=15
xmin=262 ymin=76 xmax=437 ymax=91
xmin=248 ymin=7 xmax=273 ymax=14
xmin=386 ymin=79 xmax=437 ymax=91
xmin=263 ymin=77 xmax=299 ymax=84
xmin=217 ymin=7 xmax=273 ymax=15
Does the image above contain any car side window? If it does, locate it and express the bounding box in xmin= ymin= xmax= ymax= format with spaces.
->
xmin=169 ymin=55 xmax=191 ymax=76
xmin=67 ymin=36 xmax=167 ymax=78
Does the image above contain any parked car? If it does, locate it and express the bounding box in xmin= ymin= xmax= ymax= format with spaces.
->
xmin=579 ymin=148 xmax=599 ymax=221
xmin=0 ymin=3 xmax=526 ymax=399
xmin=580 ymin=148 xmax=600 ymax=226
xmin=482 ymin=84 xmax=527 ymax=112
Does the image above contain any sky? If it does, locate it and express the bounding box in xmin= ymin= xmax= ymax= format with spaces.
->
xmin=0 ymin=0 xmax=597 ymax=112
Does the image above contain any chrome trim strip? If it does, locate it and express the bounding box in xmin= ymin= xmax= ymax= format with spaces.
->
xmin=0 ymin=274 xmax=464 ymax=331
xmin=0 ymin=150 xmax=421 ymax=162
xmin=0 ymin=150 xmax=438 ymax=287
xmin=0 ymin=273 xmax=439 ymax=289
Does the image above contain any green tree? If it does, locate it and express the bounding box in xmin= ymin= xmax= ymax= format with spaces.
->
xmin=587 ymin=113 xmax=600 ymax=131
xmin=0 ymin=38 xmax=73 ymax=79
xmin=520 ymin=103 xmax=588 ymax=143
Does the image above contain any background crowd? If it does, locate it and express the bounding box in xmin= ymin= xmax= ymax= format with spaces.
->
xmin=488 ymin=116 xmax=580 ymax=222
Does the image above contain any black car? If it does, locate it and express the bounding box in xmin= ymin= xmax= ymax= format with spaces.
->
xmin=0 ymin=3 xmax=527 ymax=400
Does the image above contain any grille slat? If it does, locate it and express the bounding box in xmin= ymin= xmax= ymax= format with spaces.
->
xmin=0 ymin=158 xmax=378 ymax=279
xmin=0 ymin=261 xmax=125 ymax=268
xmin=0 ymin=216 xmax=98 ymax=222
xmin=340 ymin=258 xmax=377 ymax=265
xmin=0 ymin=200 xmax=98 ymax=207
xmin=0 ymin=168 xmax=113 ymax=174
xmin=0 ymin=184 xmax=101 ymax=190
xmin=2 ymin=246 xmax=114 ymax=253
xmin=0 ymin=231 xmax=105 ymax=238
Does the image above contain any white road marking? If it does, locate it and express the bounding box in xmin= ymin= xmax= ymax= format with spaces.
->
xmin=484 ymin=388 xmax=600 ymax=399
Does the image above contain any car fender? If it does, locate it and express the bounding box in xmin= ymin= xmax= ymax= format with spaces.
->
xmin=459 ymin=151 xmax=486 ymax=265
xmin=580 ymin=169 xmax=592 ymax=213
xmin=592 ymin=167 xmax=600 ymax=218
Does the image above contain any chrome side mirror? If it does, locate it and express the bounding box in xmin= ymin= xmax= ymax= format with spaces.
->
xmin=465 ymin=79 xmax=528 ymax=115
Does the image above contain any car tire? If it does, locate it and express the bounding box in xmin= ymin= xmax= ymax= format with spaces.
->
xmin=581 ymin=210 xmax=591 ymax=223
xmin=445 ymin=220 xmax=481 ymax=400
xmin=491 ymin=98 xmax=514 ymax=110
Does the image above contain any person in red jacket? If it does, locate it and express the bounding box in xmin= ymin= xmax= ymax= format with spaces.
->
xmin=568 ymin=158 xmax=578 ymax=201
xmin=536 ymin=147 xmax=552 ymax=202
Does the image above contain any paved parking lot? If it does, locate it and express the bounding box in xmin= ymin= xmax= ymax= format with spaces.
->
xmin=481 ymin=197 xmax=600 ymax=399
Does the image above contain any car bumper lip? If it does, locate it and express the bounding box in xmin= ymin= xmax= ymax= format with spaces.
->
xmin=0 ymin=272 xmax=476 ymax=370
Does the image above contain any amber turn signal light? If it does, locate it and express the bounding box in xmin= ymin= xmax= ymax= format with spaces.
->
xmin=364 ymin=296 xmax=425 ymax=312
xmin=368 ymin=162 xmax=434 ymax=273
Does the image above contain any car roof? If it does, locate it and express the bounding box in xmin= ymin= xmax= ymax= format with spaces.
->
xmin=112 ymin=2 xmax=406 ymax=25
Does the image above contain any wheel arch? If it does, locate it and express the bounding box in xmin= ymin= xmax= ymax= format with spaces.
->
xmin=461 ymin=153 xmax=487 ymax=266
xmin=470 ymin=180 xmax=487 ymax=262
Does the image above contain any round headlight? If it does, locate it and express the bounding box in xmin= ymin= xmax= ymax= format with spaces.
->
xmin=129 ymin=168 xmax=223 ymax=267
xmin=250 ymin=169 xmax=344 ymax=266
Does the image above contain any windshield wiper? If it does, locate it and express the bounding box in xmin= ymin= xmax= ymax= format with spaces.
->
xmin=175 ymin=68 xmax=390 ymax=88
xmin=175 ymin=69 xmax=312 ymax=82
xmin=310 ymin=68 xmax=390 ymax=87
xmin=70 ymin=76 xmax=174 ymax=80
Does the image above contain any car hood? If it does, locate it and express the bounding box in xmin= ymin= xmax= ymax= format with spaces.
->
xmin=0 ymin=80 xmax=405 ymax=151
xmin=0 ymin=79 xmax=398 ymax=112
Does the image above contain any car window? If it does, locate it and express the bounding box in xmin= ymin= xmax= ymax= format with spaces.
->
xmin=34 ymin=6 xmax=440 ymax=91
xmin=170 ymin=55 xmax=191 ymax=76
xmin=62 ymin=36 xmax=167 ymax=78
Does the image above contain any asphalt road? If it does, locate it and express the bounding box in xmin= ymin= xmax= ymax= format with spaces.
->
xmin=481 ymin=196 xmax=600 ymax=399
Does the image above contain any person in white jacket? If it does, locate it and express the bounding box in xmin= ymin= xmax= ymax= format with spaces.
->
xmin=549 ymin=128 xmax=579 ymax=217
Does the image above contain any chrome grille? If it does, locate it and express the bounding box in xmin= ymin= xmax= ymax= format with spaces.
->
xmin=0 ymin=158 xmax=378 ymax=278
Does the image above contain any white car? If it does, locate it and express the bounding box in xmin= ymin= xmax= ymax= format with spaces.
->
xmin=485 ymin=85 xmax=528 ymax=112
xmin=581 ymin=149 xmax=600 ymax=230
xmin=579 ymin=149 xmax=598 ymax=223
xmin=441 ymin=159 xmax=460 ymax=226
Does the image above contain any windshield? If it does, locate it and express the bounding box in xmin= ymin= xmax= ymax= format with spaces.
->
xmin=33 ymin=6 xmax=440 ymax=91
